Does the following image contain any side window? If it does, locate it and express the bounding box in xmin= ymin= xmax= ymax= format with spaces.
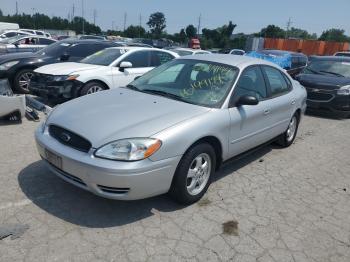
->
xmin=123 ymin=51 xmax=150 ymax=68
xmin=66 ymin=44 xmax=105 ymax=58
xmin=150 ymin=51 xmax=174 ymax=67
xmin=5 ymin=32 xmax=17 ymax=37
xmin=17 ymin=37 xmax=37 ymax=45
xmin=262 ymin=66 xmax=291 ymax=96
xmin=39 ymin=38 xmax=55 ymax=45
xmin=234 ymin=66 xmax=267 ymax=99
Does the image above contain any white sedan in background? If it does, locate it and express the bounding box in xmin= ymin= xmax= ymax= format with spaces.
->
xmin=30 ymin=47 xmax=179 ymax=99
xmin=171 ymin=48 xmax=211 ymax=57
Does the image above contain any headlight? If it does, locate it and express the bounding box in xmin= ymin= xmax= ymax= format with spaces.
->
xmin=53 ymin=75 xmax=69 ymax=81
xmin=0 ymin=60 xmax=19 ymax=70
xmin=52 ymin=74 xmax=79 ymax=81
xmin=94 ymin=138 xmax=162 ymax=161
xmin=337 ymin=85 xmax=350 ymax=96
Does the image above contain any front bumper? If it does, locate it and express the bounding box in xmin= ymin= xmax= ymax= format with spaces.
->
xmin=306 ymin=88 xmax=350 ymax=116
xmin=35 ymin=126 xmax=181 ymax=200
xmin=29 ymin=75 xmax=83 ymax=99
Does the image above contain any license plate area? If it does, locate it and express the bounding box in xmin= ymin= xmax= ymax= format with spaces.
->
xmin=45 ymin=149 xmax=62 ymax=169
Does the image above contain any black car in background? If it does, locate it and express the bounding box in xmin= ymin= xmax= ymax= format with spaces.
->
xmin=259 ymin=50 xmax=308 ymax=78
xmin=0 ymin=39 xmax=121 ymax=93
xmin=296 ymin=56 xmax=350 ymax=117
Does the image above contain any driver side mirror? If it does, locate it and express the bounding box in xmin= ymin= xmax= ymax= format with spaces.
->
xmin=235 ymin=95 xmax=259 ymax=107
xmin=60 ymin=53 xmax=70 ymax=61
xmin=119 ymin=61 xmax=132 ymax=72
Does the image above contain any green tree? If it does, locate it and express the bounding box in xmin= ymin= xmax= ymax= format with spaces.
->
xmin=147 ymin=12 xmax=166 ymax=38
xmin=185 ymin=24 xmax=197 ymax=38
xmin=259 ymin=25 xmax=285 ymax=38
xmin=319 ymin=28 xmax=349 ymax=42
xmin=287 ymin=27 xmax=317 ymax=39
xmin=124 ymin=25 xmax=146 ymax=38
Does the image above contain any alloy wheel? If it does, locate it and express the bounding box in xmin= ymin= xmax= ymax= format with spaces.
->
xmin=186 ymin=153 xmax=211 ymax=196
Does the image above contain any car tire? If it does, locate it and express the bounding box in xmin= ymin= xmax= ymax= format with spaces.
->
xmin=169 ymin=143 xmax=216 ymax=205
xmin=276 ymin=113 xmax=300 ymax=147
xmin=14 ymin=69 xmax=34 ymax=94
xmin=80 ymin=81 xmax=106 ymax=96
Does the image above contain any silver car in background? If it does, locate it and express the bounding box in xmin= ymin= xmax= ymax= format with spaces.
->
xmin=35 ymin=55 xmax=307 ymax=204
xmin=0 ymin=35 xmax=56 ymax=54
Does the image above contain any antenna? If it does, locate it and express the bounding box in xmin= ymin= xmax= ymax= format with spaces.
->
xmin=197 ymin=14 xmax=202 ymax=37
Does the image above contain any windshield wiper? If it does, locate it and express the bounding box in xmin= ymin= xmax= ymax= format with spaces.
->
xmin=319 ymin=70 xmax=345 ymax=77
xmin=306 ymin=68 xmax=323 ymax=75
xmin=142 ymin=89 xmax=189 ymax=103
xmin=125 ymin=84 xmax=140 ymax=91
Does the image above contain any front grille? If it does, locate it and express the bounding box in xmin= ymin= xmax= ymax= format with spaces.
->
xmin=307 ymin=92 xmax=333 ymax=101
xmin=49 ymin=125 xmax=92 ymax=153
xmin=97 ymin=185 xmax=130 ymax=195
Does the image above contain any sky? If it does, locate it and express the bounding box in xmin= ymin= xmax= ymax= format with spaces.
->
xmin=1 ymin=0 xmax=349 ymax=36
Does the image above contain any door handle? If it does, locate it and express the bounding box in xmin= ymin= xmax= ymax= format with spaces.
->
xmin=291 ymin=100 xmax=296 ymax=105
xmin=263 ymin=109 xmax=270 ymax=115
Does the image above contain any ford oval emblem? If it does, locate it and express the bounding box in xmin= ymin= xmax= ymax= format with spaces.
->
xmin=60 ymin=132 xmax=71 ymax=142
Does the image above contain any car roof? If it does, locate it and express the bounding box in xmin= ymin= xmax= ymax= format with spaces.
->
xmin=59 ymin=39 xmax=120 ymax=45
xmin=261 ymin=49 xmax=306 ymax=57
xmin=179 ymin=54 xmax=280 ymax=68
xmin=309 ymin=56 xmax=350 ymax=62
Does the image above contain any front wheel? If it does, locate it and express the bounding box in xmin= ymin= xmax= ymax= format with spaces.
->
xmin=14 ymin=69 xmax=34 ymax=94
xmin=277 ymin=113 xmax=300 ymax=147
xmin=80 ymin=81 xmax=106 ymax=96
xmin=169 ymin=143 xmax=216 ymax=205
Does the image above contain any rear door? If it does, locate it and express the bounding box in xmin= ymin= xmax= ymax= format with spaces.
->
xmin=228 ymin=65 xmax=273 ymax=157
xmin=261 ymin=65 xmax=295 ymax=136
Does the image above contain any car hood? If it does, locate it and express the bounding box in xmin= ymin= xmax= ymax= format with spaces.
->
xmin=297 ymin=73 xmax=350 ymax=90
xmin=0 ymin=52 xmax=39 ymax=63
xmin=47 ymin=88 xmax=210 ymax=148
xmin=34 ymin=62 xmax=104 ymax=75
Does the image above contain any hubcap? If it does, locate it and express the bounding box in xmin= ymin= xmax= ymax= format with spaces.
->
xmin=18 ymin=72 xmax=34 ymax=91
xmin=286 ymin=116 xmax=297 ymax=142
xmin=86 ymin=85 xmax=103 ymax=94
xmin=186 ymin=153 xmax=211 ymax=196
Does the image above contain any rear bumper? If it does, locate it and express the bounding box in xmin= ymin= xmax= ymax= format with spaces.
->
xmin=35 ymin=126 xmax=181 ymax=200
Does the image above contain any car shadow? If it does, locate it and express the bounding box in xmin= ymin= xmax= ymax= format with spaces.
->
xmin=18 ymin=161 xmax=184 ymax=228
xmin=18 ymin=145 xmax=274 ymax=228
xmin=305 ymin=110 xmax=347 ymax=120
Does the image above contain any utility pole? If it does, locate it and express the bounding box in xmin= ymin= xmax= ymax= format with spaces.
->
xmin=123 ymin=12 xmax=127 ymax=31
xmin=15 ymin=1 xmax=18 ymax=15
xmin=286 ymin=17 xmax=292 ymax=39
xmin=112 ymin=21 xmax=115 ymax=31
xmin=72 ymin=3 xmax=75 ymax=21
xmin=197 ymin=14 xmax=202 ymax=38
xmin=31 ymin=8 xmax=36 ymax=29
xmin=139 ymin=13 xmax=142 ymax=37
xmin=82 ymin=0 xmax=85 ymax=35
xmin=93 ymin=9 xmax=97 ymax=25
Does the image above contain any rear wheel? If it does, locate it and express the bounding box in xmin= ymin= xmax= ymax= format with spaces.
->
xmin=277 ymin=113 xmax=299 ymax=147
xmin=169 ymin=143 xmax=216 ymax=205
xmin=14 ymin=69 xmax=34 ymax=94
xmin=80 ymin=81 xmax=106 ymax=96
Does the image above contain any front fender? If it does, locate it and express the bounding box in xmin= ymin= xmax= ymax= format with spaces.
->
xmin=149 ymin=109 xmax=230 ymax=162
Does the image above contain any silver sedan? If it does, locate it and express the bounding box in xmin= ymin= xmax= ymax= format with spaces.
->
xmin=35 ymin=55 xmax=307 ymax=204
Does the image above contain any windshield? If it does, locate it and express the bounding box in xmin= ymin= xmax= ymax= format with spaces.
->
xmin=36 ymin=42 xmax=72 ymax=56
xmin=172 ymin=50 xmax=193 ymax=56
xmin=80 ymin=48 xmax=127 ymax=66
xmin=304 ymin=60 xmax=350 ymax=78
xmin=0 ymin=35 xmax=23 ymax=44
xmin=129 ymin=59 xmax=239 ymax=108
